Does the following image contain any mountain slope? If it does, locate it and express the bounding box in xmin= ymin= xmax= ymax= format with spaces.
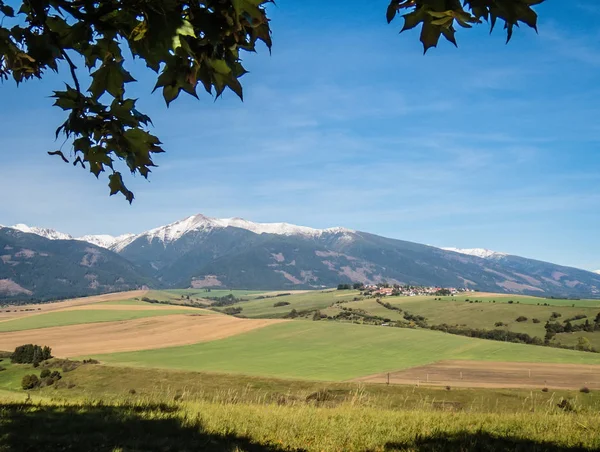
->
xmin=111 ymin=215 xmax=600 ymax=297
xmin=0 ymin=227 xmax=154 ymax=302
xmin=3 ymin=214 xmax=600 ymax=299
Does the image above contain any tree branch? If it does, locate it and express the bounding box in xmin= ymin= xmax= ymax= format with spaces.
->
xmin=61 ymin=49 xmax=81 ymax=93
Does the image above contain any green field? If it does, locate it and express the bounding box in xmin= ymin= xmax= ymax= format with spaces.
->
xmin=91 ymin=321 xmax=600 ymax=380
xmin=438 ymin=292 xmax=600 ymax=308
xmin=222 ymin=290 xmax=361 ymax=318
xmin=0 ymin=308 xmax=196 ymax=332
xmin=366 ymin=297 xmax=600 ymax=339
xmin=165 ymin=289 xmax=267 ymax=299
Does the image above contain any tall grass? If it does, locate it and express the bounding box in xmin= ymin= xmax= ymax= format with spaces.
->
xmin=2 ymin=397 xmax=599 ymax=451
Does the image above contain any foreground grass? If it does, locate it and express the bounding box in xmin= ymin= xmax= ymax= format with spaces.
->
xmin=0 ymin=309 xmax=196 ymax=332
xmin=1 ymin=397 xmax=599 ymax=451
xmin=5 ymin=361 xmax=599 ymax=414
xmin=91 ymin=321 xmax=600 ymax=380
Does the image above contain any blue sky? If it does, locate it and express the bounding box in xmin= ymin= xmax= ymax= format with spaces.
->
xmin=1 ymin=1 xmax=599 ymax=271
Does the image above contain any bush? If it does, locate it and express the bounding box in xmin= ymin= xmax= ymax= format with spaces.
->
xmin=494 ymin=322 xmax=505 ymax=327
xmin=532 ymin=318 xmax=541 ymax=323
xmin=21 ymin=374 xmax=40 ymax=390
xmin=516 ymin=316 xmax=528 ymax=322
xmin=40 ymin=369 xmax=51 ymax=379
xmin=273 ymin=301 xmax=290 ymax=307
xmin=82 ymin=359 xmax=99 ymax=364
xmin=542 ymin=387 xmax=549 ymax=393
xmin=129 ymin=389 xmax=137 ymax=395
xmin=580 ymin=387 xmax=591 ymax=394
xmin=557 ymin=399 xmax=575 ymax=412
xmin=222 ymin=306 xmax=242 ymax=315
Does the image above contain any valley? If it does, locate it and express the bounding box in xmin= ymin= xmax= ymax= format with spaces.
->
xmin=2 ymin=287 xmax=600 ymax=450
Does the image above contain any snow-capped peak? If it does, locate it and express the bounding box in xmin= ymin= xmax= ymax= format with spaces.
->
xmin=142 ymin=214 xmax=355 ymax=244
xmin=11 ymin=223 xmax=73 ymax=241
xmin=594 ymin=270 xmax=600 ymax=275
xmin=77 ymin=234 xmax=136 ymax=250
xmin=442 ymin=247 xmax=507 ymax=259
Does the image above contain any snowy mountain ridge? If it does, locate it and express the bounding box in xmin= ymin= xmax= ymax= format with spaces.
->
xmin=140 ymin=214 xmax=354 ymax=245
xmin=442 ymin=247 xmax=508 ymax=259
xmin=1 ymin=214 xmax=355 ymax=251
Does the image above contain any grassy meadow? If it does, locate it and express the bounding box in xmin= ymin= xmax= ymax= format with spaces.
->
xmin=216 ymin=290 xmax=362 ymax=318
xmin=1 ymin=359 xmax=600 ymax=451
xmin=90 ymin=320 xmax=600 ymax=380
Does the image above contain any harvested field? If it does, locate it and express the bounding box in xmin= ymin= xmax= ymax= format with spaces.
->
xmin=355 ymin=360 xmax=600 ymax=390
xmin=0 ymin=314 xmax=285 ymax=357
xmin=0 ymin=290 xmax=148 ymax=321
xmin=64 ymin=304 xmax=204 ymax=312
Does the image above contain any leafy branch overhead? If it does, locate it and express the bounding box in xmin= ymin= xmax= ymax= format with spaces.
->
xmin=1 ymin=1 xmax=543 ymax=202
xmin=0 ymin=0 xmax=272 ymax=202
xmin=387 ymin=0 xmax=544 ymax=53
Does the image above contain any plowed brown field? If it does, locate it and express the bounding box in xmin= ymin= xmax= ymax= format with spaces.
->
xmin=355 ymin=360 xmax=600 ymax=390
xmin=0 ymin=314 xmax=285 ymax=357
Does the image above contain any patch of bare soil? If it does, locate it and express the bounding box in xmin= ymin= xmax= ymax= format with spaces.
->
xmin=354 ymin=360 xmax=600 ymax=390
xmin=0 ymin=314 xmax=286 ymax=357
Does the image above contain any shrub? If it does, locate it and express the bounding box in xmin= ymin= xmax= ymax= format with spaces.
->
xmin=129 ymin=389 xmax=137 ymax=395
xmin=532 ymin=318 xmax=541 ymax=324
xmin=82 ymin=359 xmax=99 ymax=364
xmin=61 ymin=360 xmax=79 ymax=373
xmin=494 ymin=322 xmax=505 ymax=327
xmin=67 ymin=383 xmax=76 ymax=389
xmin=273 ymin=301 xmax=290 ymax=307
xmin=580 ymin=387 xmax=591 ymax=394
xmin=445 ymin=386 xmax=451 ymax=391
xmin=516 ymin=316 xmax=528 ymax=322
xmin=222 ymin=306 xmax=242 ymax=315
xmin=508 ymin=300 xmax=514 ymax=304
xmin=542 ymin=387 xmax=549 ymax=393
xmin=0 ymin=366 xmax=6 ymax=372
xmin=557 ymin=399 xmax=575 ymax=412
xmin=21 ymin=374 xmax=40 ymax=390
xmin=40 ymin=369 xmax=51 ymax=379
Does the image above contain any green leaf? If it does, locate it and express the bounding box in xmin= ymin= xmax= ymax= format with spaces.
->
xmin=420 ymin=22 xmax=442 ymax=54
xmin=386 ymin=3 xmax=398 ymax=24
xmin=108 ymin=172 xmax=134 ymax=203
xmin=1 ymin=4 xmax=15 ymax=17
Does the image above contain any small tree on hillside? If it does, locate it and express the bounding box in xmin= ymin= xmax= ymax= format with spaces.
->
xmin=576 ymin=337 xmax=592 ymax=352
xmin=21 ymin=374 xmax=40 ymax=390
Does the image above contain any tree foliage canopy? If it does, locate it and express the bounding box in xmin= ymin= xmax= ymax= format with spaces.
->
xmin=1 ymin=0 xmax=543 ymax=201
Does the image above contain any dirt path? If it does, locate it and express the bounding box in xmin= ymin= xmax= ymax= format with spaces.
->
xmin=355 ymin=360 xmax=600 ymax=390
xmin=0 ymin=314 xmax=285 ymax=357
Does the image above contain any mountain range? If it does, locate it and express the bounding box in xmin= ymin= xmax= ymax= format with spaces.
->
xmin=1 ymin=214 xmax=599 ymax=302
